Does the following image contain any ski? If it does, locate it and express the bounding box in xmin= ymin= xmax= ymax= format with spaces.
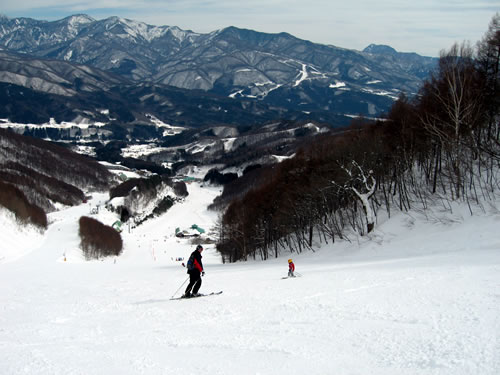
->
xmin=282 ymin=274 xmax=301 ymax=279
xmin=170 ymin=291 xmax=223 ymax=300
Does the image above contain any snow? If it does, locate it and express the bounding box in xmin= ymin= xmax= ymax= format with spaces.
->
xmin=166 ymin=26 xmax=199 ymax=43
xmin=361 ymin=87 xmax=400 ymax=100
xmin=303 ymin=122 xmax=322 ymax=132
xmin=101 ymin=162 xmax=142 ymax=180
xmin=121 ymin=143 xmax=169 ymax=159
xmin=144 ymin=114 xmax=185 ymax=136
xmin=0 ymin=118 xmax=107 ymax=130
xmin=63 ymin=50 xmax=73 ymax=61
xmin=186 ymin=141 xmax=216 ymax=154
xmin=330 ymin=81 xmax=346 ymax=89
xmin=272 ymin=154 xmax=295 ymax=162
xmin=229 ymin=89 xmax=244 ymax=98
xmin=0 ymin=181 xmax=499 ymax=374
xmin=294 ymin=63 xmax=308 ymax=86
xmin=0 ymin=208 xmax=43 ymax=263
xmin=222 ymin=137 xmax=237 ymax=151
xmin=255 ymin=81 xmax=274 ymax=87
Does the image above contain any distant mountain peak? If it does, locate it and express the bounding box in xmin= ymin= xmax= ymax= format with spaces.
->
xmin=216 ymin=26 xmax=258 ymax=38
xmin=63 ymin=14 xmax=95 ymax=24
xmin=102 ymin=15 xmax=124 ymax=26
xmin=219 ymin=26 xmax=294 ymax=38
xmin=363 ymin=44 xmax=398 ymax=55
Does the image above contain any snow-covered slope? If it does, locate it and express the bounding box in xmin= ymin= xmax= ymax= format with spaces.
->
xmin=0 ymin=183 xmax=499 ymax=374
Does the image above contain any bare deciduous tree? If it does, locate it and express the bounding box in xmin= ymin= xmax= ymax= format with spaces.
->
xmin=338 ymin=161 xmax=377 ymax=233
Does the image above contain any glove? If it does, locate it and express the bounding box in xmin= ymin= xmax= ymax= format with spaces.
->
xmin=202 ymin=271 xmax=205 ymax=277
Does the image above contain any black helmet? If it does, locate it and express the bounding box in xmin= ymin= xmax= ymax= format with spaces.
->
xmin=196 ymin=245 xmax=203 ymax=251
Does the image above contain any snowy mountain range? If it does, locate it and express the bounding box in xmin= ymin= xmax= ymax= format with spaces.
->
xmin=0 ymin=14 xmax=437 ymax=124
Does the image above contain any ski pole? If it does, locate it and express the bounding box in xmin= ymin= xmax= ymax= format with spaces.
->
xmin=171 ymin=276 xmax=190 ymax=299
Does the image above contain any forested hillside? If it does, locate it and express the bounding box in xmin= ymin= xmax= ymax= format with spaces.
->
xmin=217 ymin=16 xmax=500 ymax=262
xmin=0 ymin=129 xmax=115 ymax=226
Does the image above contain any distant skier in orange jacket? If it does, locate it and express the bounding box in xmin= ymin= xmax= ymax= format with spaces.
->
xmin=288 ymin=259 xmax=295 ymax=277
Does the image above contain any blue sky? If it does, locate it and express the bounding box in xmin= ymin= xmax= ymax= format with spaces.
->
xmin=1 ymin=0 xmax=497 ymax=56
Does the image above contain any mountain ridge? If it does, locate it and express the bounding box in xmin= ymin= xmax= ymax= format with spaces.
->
xmin=0 ymin=14 xmax=437 ymax=120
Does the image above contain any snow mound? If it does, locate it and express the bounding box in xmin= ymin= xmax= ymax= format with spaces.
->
xmin=0 ymin=208 xmax=43 ymax=263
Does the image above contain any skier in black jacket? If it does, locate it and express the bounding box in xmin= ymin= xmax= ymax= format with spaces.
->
xmin=184 ymin=245 xmax=204 ymax=298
